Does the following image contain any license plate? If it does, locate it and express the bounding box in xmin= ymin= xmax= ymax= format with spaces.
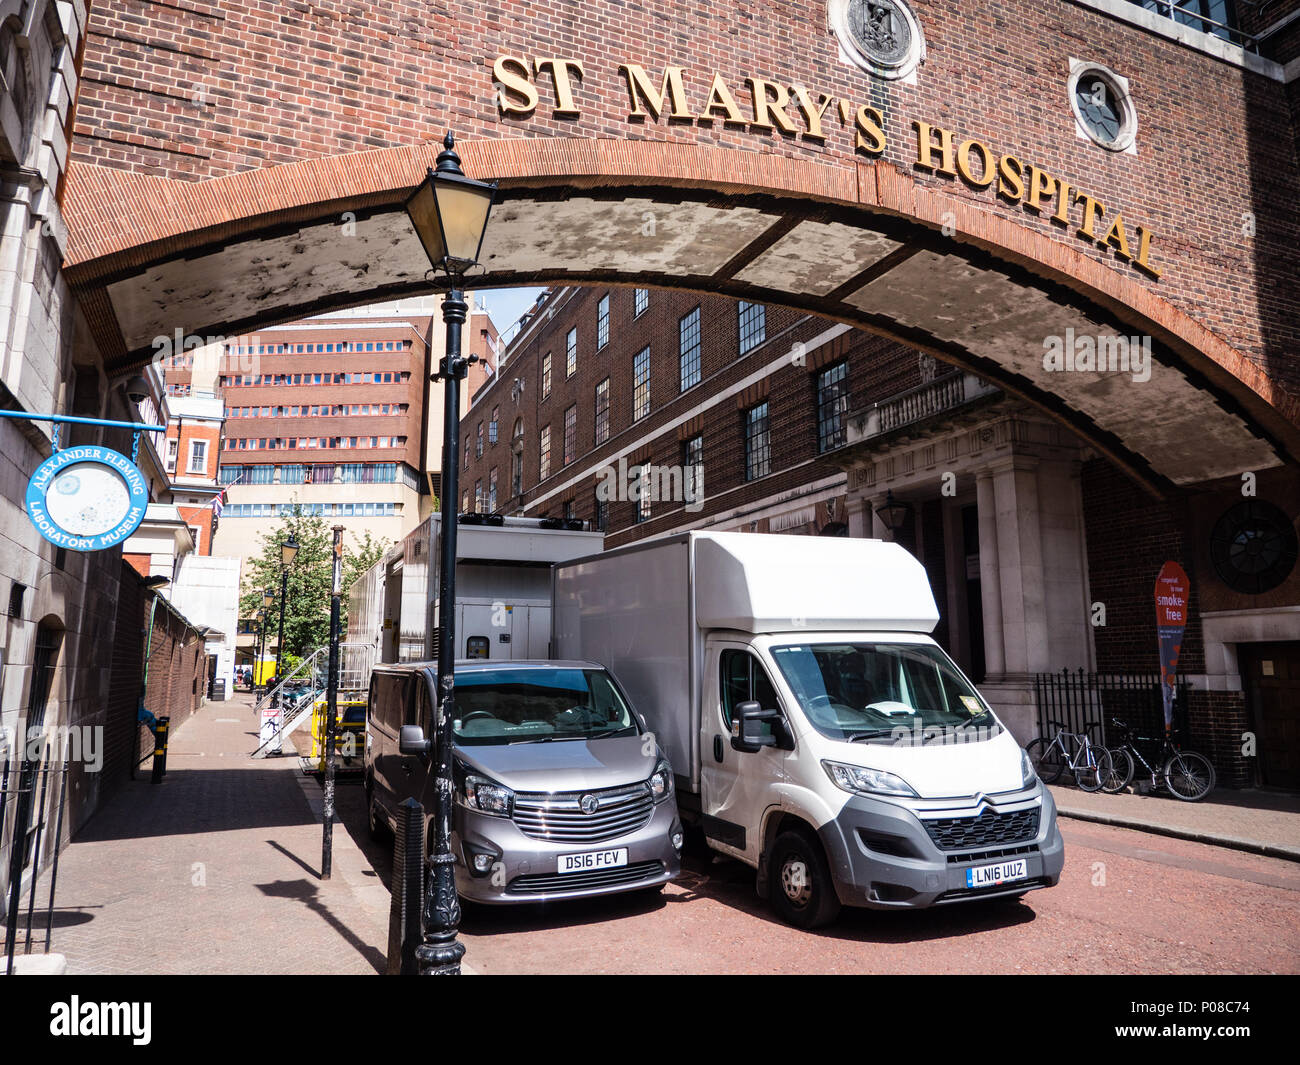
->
xmin=965 ymin=858 xmax=1028 ymax=889
xmin=557 ymin=848 xmax=628 ymax=874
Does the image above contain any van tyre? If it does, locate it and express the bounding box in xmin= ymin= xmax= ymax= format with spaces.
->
xmin=366 ymin=779 xmax=391 ymax=842
xmin=769 ymin=831 xmax=840 ymax=929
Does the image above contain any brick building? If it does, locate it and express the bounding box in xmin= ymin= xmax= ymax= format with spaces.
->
xmin=211 ymin=296 xmax=498 ymax=566
xmin=0 ymin=0 xmax=1283 ymax=860
xmin=464 ymin=278 xmax=1299 ymax=788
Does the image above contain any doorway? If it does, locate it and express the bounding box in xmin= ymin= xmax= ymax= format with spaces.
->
xmin=1240 ymin=641 xmax=1300 ymax=789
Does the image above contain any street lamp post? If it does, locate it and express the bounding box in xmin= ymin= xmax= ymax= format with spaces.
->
xmin=404 ymin=132 xmax=496 ymax=977
xmin=272 ymin=535 xmax=299 ymax=703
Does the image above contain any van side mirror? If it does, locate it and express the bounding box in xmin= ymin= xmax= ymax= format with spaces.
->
xmin=399 ymin=725 xmax=432 ymax=759
xmin=731 ymin=700 xmax=779 ymax=753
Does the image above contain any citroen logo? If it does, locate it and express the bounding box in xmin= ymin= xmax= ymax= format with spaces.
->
xmin=579 ymin=794 xmax=599 ymax=815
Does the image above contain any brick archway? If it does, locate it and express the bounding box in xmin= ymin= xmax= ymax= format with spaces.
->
xmin=62 ymin=139 xmax=1299 ymax=493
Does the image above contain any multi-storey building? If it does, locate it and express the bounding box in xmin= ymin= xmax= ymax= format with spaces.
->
xmin=211 ymin=296 xmax=498 ymax=564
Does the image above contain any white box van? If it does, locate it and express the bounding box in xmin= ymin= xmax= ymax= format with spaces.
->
xmin=553 ymin=531 xmax=1064 ymax=928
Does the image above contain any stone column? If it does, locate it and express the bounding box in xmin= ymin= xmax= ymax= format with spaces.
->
xmin=846 ymin=494 xmax=869 ymax=538
xmin=975 ymin=469 xmax=1005 ymax=677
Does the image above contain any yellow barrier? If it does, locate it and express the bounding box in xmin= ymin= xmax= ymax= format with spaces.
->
xmin=309 ymin=698 xmax=367 ymax=772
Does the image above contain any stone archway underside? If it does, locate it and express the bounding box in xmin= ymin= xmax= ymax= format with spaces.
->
xmin=62 ymin=140 xmax=1300 ymax=494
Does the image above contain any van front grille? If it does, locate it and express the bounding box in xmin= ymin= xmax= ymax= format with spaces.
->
xmin=922 ymin=807 xmax=1040 ymax=852
xmin=511 ymin=782 xmax=654 ymax=844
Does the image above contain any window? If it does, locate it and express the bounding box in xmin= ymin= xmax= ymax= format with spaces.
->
xmin=679 ymin=307 xmax=701 ymax=391
xmin=541 ymin=352 xmax=552 ymax=398
xmin=488 ymin=468 xmax=498 ymax=513
xmin=594 ymin=490 xmax=608 ymax=532
xmin=511 ymin=447 xmax=523 ymax=498
xmin=474 ymin=479 xmax=483 ymax=513
xmin=165 ymin=438 xmax=179 ymax=472
xmin=563 ymin=405 xmax=577 ymax=466
xmin=683 ymin=433 xmax=703 ymax=478
xmin=720 ymin=649 xmax=781 ymax=732
xmin=594 ymin=378 xmax=610 ymax=446
xmin=476 ymin=422 xmax=483 ymax=459
xmin=745 ymin=401 xmax=771 ymax=481
xmin=539 ymin=425 xmax=552 ymax=481
xmin=462 ymin=490 xmax=470 ymax=513
xmin=596 ymin=294 xmax=610 ymax=349
xmin=187 ymin=439 xmax=208 ymax=474
xmin=817 ymin=361 xmax=849 ymax=453
xmin=633 ymin=347 xmax=651 ymax=421
xmin=280 ymin=464 xmax=307 ymax=484
xmin=489 ymin=407 xmax=499 ymax=444
xmin=631 ymin=464 xmax=651 ymax=523
xmin=1130 ymin=0 xmax=1241 ymax=45
xmin=739 ymin=301 xmax=766 ymax=354
xmin=634 ymin=288 xmax=649 ymax=316
xmin=566 ymin=328 xmax=577 ymax=377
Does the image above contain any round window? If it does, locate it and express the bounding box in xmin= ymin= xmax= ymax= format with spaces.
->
xmin=1068 ymin=62 xmax=1137 ymax=152
xmin=1209 ymin=500 xmax=1299 ymax=595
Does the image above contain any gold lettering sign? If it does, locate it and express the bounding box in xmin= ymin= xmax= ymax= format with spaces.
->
xmin=489 ymin=55 xmax=1160 ymax=278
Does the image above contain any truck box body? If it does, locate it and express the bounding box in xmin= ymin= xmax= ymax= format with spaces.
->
xmin=552 ymin=531 xmax=940 ymax=794
xmin=349 ymin=515 xmax=603 ymax=666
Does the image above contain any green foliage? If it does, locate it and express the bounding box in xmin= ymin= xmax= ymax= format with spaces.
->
xmin=239 ymin=508 xmax=390 ymax=660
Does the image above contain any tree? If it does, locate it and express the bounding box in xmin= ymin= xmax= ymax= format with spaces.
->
xmin=240 ymin=508 xmax=390 ymax=661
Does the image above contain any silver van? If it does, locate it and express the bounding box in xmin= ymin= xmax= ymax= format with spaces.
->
xmin=364 ymin=659 xmax=683 ymax=904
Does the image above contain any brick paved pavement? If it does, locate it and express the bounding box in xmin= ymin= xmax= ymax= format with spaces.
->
xmin=23 ymin=693 xmax=389 ymax=974
xmin=1050 ymin=784 xmax=1300 ymax=860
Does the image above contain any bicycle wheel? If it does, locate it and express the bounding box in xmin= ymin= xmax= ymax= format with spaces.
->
xmin=1101 ymin=746 xmax=1134 ymax=794
xmin=1164 ymin=750 xmax=1216 ymax=802
xmin=1074 ymin=746 xmax=1112 ymax=793
xmin=1026 ymin=737 xmax=1065 ymax=784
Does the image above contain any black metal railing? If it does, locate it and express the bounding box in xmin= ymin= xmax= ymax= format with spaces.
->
xmin=1 ymin=757 xmax=70 ymax=974
xmin=1034 ymin=669 xmax=1191 ymax=746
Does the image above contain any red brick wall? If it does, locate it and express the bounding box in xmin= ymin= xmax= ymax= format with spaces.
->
xmin=462 ymin=285 xmax=933 ymax=545
xmin=70 ymin=1 xmax=1300 ymax=390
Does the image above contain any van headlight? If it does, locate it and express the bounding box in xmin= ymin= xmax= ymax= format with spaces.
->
xmin=822 ymin=760 xmax=918 ymax=798
xmin=1020 ymin=748 xmax=1037 ymax=788
xmin=460 ymin=774 xmax=514 ymax=817
xmin=648 ymin=760 xmax=673 ymax=803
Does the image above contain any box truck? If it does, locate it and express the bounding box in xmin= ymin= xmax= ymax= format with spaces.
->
xmin=552 ymin=531 xmax=1064 ymax=928
xmin=348 ymin=514 xmax=604 ymax=665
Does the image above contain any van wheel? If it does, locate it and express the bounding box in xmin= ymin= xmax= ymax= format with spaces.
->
xmin=366 ymin=780 xmax=391 ymax=842
xmin=769 ymin=831 xmax=840 ymax=929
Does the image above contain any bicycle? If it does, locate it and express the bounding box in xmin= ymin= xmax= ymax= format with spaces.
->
xmin=1091 ymin=717 xmax=1216 ymax=802
xmin=1026 ymin=722 xmax=1113 ymax=792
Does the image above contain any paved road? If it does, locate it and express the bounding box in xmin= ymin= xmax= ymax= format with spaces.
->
xmin=336 ymin=785 xmax=1300 ymax=976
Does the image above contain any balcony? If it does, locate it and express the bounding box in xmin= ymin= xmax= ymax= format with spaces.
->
xmin=844 ymin=372 xmax=1001 ymax=446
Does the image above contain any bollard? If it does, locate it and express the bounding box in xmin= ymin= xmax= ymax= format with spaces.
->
xmin=386 ymin=798 xmax=425 ymax=975
xmin=150 ymin=716 xmax=170 ymax=784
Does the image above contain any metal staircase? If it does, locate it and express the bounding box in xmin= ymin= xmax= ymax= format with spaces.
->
xmin=251 ymin=643 xmax=374 ymax=758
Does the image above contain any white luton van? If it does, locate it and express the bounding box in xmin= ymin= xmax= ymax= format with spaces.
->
xmin=552 ymin=531 xmax=1064 ymax=927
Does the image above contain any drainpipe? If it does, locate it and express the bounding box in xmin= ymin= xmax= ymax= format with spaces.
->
xmin=133 ymin=592 xmax=162 ymax=780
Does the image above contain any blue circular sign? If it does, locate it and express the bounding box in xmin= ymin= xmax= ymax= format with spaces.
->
xmin=25 ymin=444 xmax=149 ymax=552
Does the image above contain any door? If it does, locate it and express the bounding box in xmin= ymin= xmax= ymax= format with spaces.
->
xmin=699 ymin=639 xmax=788 ymax=864
xmin=1241 ymin=641 xmax=1300 ymax=789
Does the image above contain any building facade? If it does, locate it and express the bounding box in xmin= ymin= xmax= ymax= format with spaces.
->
xmin=463 ymin=280 xmax=1299 ymax=788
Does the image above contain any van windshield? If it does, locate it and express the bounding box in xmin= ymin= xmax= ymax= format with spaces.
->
xmin=770 ymin=643 xmax=1000 ymax=745
xmin=452 ymin=668 xmax=638 ymax=746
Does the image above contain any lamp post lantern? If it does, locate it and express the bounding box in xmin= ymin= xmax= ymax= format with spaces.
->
xmin=404 ymin=131 xmax=496 ymax=976
xmin=875 ymin=491 xmax=913 ymax=541
xmin=272 ymin=534 xmax=299 ymax=702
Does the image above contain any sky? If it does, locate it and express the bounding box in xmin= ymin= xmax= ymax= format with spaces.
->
xmin=471 ymin=286 xmax=548 ymax=340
